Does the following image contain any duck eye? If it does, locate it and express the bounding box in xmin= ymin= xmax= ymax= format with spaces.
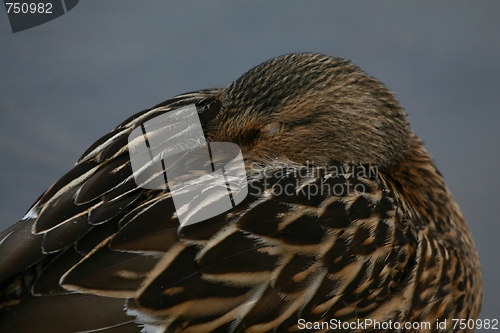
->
xmin=239 ymin=128 xmax=261 ymax=145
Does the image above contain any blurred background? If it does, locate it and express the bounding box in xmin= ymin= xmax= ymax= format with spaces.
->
xmin=0 ymin=1 xmax=498 ymax=328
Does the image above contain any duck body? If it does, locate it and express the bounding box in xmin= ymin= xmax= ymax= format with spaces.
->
xmin=0 ymin=53 xmax=481 ymax=332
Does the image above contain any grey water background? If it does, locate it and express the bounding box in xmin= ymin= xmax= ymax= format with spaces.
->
xmin=0 ymin=2 xmax=498 ymax=327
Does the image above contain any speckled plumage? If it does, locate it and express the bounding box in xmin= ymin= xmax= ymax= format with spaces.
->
xmin=0 ymin=53 xmax=481 ymax=332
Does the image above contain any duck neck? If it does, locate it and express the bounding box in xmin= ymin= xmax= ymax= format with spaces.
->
xmin=385 ymin=135 xmax=456 ymax=227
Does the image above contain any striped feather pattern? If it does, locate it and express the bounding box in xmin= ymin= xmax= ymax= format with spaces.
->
xmin=0 ymin=54 xmax=481 ymax=332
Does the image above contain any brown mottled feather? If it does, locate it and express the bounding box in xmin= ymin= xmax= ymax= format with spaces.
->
xmin=0 ymin=53 xmax=481 ymax=332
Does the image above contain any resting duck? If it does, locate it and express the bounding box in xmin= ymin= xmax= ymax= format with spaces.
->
xmin=0 ymin=53 xmax=481 ymax=332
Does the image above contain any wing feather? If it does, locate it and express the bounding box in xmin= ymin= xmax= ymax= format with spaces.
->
xmin=0 ymin=89 xmax=420 ymax=332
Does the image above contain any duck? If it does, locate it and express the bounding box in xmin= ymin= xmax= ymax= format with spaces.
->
xmin=0 ymin=53 xmax=481 ymax=332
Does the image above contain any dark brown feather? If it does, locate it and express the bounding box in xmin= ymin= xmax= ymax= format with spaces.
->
xmin=0 ymin=53 xmax=481 ymax=332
